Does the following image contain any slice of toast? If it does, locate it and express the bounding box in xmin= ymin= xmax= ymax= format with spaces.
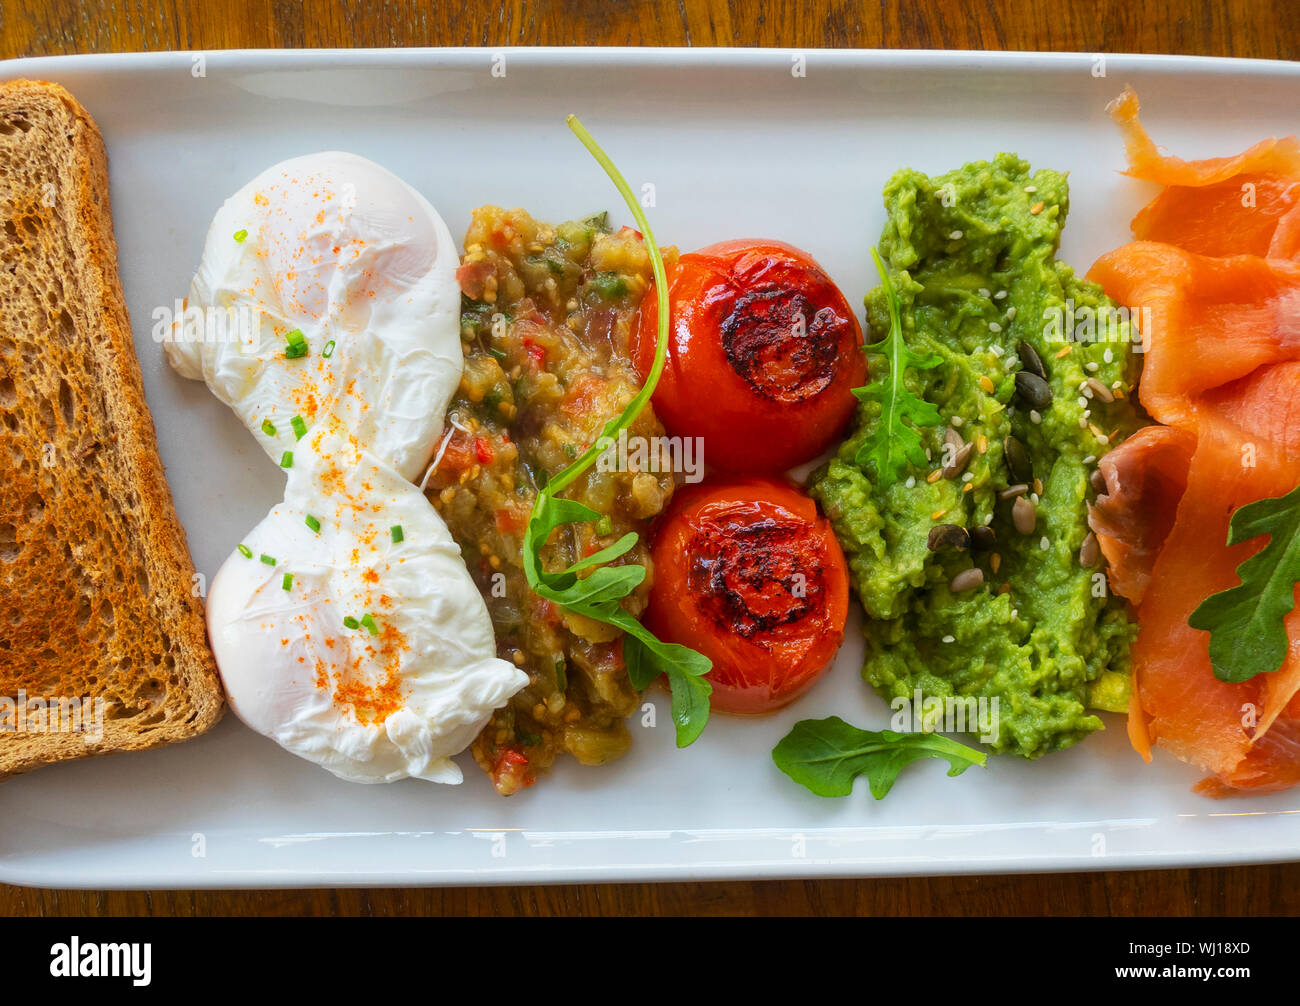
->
xmin=0 ymin=80 xmax=223 ymax=780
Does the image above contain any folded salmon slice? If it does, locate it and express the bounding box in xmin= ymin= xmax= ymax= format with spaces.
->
xmin=1088 ymin=245 xmax=1300 ymax=427
xmin=1087 ymin=89 xmax=1300 ymax=795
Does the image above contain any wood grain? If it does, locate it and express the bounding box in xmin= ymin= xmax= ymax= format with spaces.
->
xmin=2 ymin=0 xmax=1299 ymax=917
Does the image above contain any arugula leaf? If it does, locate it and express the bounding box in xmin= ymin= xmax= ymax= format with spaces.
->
xmin=852 ymin=248 xmax=943 ymax=482
xmin=518 ymin=117 xmax=713 ymax=748
xmin=772 ymin=716 xmax=986 ymax=799
xmin=1188 ymin=482 xmax=1300 ymax=683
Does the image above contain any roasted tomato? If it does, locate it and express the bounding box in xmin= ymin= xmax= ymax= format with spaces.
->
xmin=632 ymin=239 xmax=866 ymax=473
xmin=646 ymin=476 xmax=849 ymax=714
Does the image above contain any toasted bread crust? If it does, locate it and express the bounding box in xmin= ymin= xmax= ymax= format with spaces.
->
xmin=0 ymin=80 xmax=223 ymax=780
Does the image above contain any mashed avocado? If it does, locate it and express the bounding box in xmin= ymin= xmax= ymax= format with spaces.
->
xmin=809 ymin=154 xmax=1142 ymax=759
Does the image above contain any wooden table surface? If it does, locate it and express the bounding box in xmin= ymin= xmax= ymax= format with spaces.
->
xmin=3 ymin=0 xmax=1298 ymax=918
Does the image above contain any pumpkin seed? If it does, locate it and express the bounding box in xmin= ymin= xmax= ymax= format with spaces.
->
xmin=1015 ymin=370 xmax=1053 ymax=410
xmin=927 ymin=524 xmax=971 ymax=552
xmin=1017 ymin=340 xmax=1047 ymax=380
xmin=1004 ymin=434 xmax=1034 ymax=485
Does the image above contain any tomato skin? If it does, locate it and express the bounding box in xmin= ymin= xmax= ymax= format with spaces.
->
xmin=646 ymin=476 xmax=849 ymax=715
xmin=633 ymin=239 xmax=866 ymax=473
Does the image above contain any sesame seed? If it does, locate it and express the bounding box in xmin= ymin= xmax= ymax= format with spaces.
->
xmin=1039 ymin=536 xmax=1050 ymax=550
xmin=1103 ymin=348 xmax=1114 ymax=363
xmin=1078 ymin=416 xmax=1088 ymax=428
xmin=961 ymin=472 xmax=975 ymax=482
xmin=989 ymin=322 xmax=1002 ymax=333
xmin=1096 ymin=432 xmax=1111 ymax=445
xmin=1005 ymin=356 xmax=1019 ymax=370
xmin=1085 ymin=361 xmax=1100 ymax=372
xmin=1030 ymin=201 xmax=1045 ymax=215
xmin=951 ymin=416 xmax=964 ymax=427
xmin=926 ymin=469 xmax=944 ymax=484
xmin=1077 ymin=396 xmax=1088 ymax=408
xmin=1006 ymin=306 xmax=1017 ymax=319
xmin=942 ymin=635 xmax=956 ymax=644
xmin=1029 ymin=409 xmax=1042 ymax=424
xmin=995 ymin=290 xmax=1008 ymax=300
xmin=991 ymin=344 xmax=1004 ymax=356
xmin=1055 ymin=345 xmax=1072 ymax=358
xmin=978 ymin=287 xmax=991 ymax=298
xmin=950 ymin=230 xmax=964 ymax=240
xmin=1031 ymin=492 xmax=1040 ymax=504
xmin=904 ymin=475 xmax=916 ymax=489
xmin=1112 ymin=380 xmax=1123 ymax=390
xmin=1083 ymin=408 xmax=1092 ymax=419
xmin=1011 ymin=608 xmax=1019 ymax=619
xmin=1024 ymin=185 xmax=1037 ymax=194
xmin=931 ymin=509 xmax=948 ymax=521
xmin=1083 ymin=455 xmax=1097 ymax=465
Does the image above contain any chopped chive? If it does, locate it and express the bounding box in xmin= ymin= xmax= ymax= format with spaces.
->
xmin=359 ymin=613 xmax=379 ymax=636
xmin=595 ymin=514 xmax=613 ymax=536
xmin=390 ymin=525 xmax=404 ymax=544
xmin=291 ymin=415 xmax=308 ymax=440
xmin=261 ymin=419 xmax=277 ymax=437
xmin=280 ymin=450 xmax=293 ymax=469
xmin=284 ymin=329 xmax=308 ymax=359
xmin=487 ymin=346 xmax=507 ymax=362
xmin=305 ymin=514 xmax=321 ymax=534
xmin=233 ymin=228 xmax=248 ymax=243
xmin=281 ymin=573 xmax=293 ymax=591
xmin=322 ymin=340 xmax=336 ymax=359
xmin=260 ymin=553 xmax=276 ymax=566
xmin=237 ymin=543 xmax=253 ymax=559
xmin=343 ymin=616 xmax=360 ymax=630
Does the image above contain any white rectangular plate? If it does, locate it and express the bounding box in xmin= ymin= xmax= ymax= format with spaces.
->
xmin=3 ymin=47 xmax=1300 ymax=888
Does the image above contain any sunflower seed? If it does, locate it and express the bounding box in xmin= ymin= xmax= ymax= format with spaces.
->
xmin=1012 ymin=495 xmax=1037 ymax=535
xmin=1085 ymin=376 xmax=1115 ymax=403
xmin=1079 ymin=532 xmax=1100 ymax=568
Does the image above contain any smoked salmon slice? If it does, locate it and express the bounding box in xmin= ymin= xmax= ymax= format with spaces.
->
xmin=1087 ymin=88 xmax=1300 ymax=795
xmin=1087 ymin=244 xmax=1300 ymax=428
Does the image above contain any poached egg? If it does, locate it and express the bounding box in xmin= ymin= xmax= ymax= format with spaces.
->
xmin=207 ymin=421 xmax=525 ymax=784
xmin=166 ymin=151 xmax=462 ymax=481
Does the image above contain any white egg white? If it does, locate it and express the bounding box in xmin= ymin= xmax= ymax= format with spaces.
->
xmin=207 ymin=422 xmax=527 ymax=784
xmin=166 ymin=151 xmax=462 ymax=482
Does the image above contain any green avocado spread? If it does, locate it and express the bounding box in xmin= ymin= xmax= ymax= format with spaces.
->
xmin=809 ymin=153 xmax=1143 ymax=759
